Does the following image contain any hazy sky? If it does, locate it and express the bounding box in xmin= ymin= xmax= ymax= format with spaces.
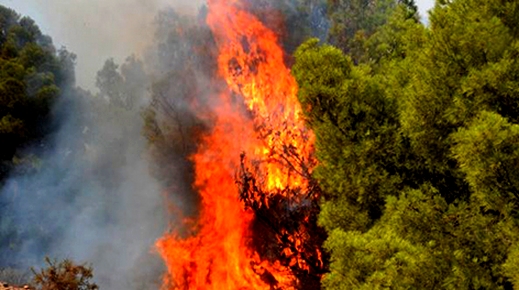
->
xmin=0 ymin=0 xmax=435 ymax=90
xmin=0 ymin=0 xmax=202 ymax=89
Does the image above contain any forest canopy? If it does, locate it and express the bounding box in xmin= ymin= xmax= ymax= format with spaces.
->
xmin=293 ymin=0 xmax=519 ymax=288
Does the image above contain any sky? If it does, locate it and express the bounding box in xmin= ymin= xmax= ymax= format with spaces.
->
xmin=0 ymin=0 xmax=435 ymax=90
xmin=415 ymin=0 xmax=435 ymax=22
xmin=0 ymin=0 xmax=202 ymax=90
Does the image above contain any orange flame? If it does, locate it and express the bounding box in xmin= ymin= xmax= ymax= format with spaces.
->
xmin=156 ymin=1 xmax=314 ymax=289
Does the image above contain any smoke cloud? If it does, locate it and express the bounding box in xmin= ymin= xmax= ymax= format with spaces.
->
xmin=1 ymin=88 xmax=168 ymax=288
xmin=0 ymin=1 xmax=206 ymax=289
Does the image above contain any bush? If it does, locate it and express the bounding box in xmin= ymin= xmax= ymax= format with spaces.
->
xmin=31 ymin=257 xmax=98 ymax=290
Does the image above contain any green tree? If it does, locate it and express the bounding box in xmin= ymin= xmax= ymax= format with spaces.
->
xmin=294 ymin=0 xmax=519 ymax=288
xmin=293 ymin=37 xmax=407 ymax=235
xmin=0 ymin=4 xmax=77 ymax=269
xmin=326 ymin=0 xmax=418 ymax=60
xmin=0 ymin=5 xmax=76 ymax=182
xmin=95 ymin=56 xmax=147 ymax=111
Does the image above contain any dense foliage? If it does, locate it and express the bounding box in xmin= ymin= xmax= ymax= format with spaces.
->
xmin=293 ymin=0 xmax=519 ymax=288
xmin=0 ymin=5 xmax=75 ymax=182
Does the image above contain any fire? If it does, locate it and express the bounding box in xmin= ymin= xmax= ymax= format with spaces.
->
xmin=156 ymin=0 xmax=315 ymax=289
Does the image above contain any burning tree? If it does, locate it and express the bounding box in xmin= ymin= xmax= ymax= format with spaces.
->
xmin=238 ymin=150 xmax=327 ymax=289
xmin=154 ymin=0 xmax=327 ymax=289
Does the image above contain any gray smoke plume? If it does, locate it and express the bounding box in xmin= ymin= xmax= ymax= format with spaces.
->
xmin=0 ymin=78 xmax=168 ymax=289
xmin=0 ymin=1 xmax=206 ymax=289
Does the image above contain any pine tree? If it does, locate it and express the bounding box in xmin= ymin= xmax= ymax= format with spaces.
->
xmin=294 ymin=0 xmax=519 ymax=288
